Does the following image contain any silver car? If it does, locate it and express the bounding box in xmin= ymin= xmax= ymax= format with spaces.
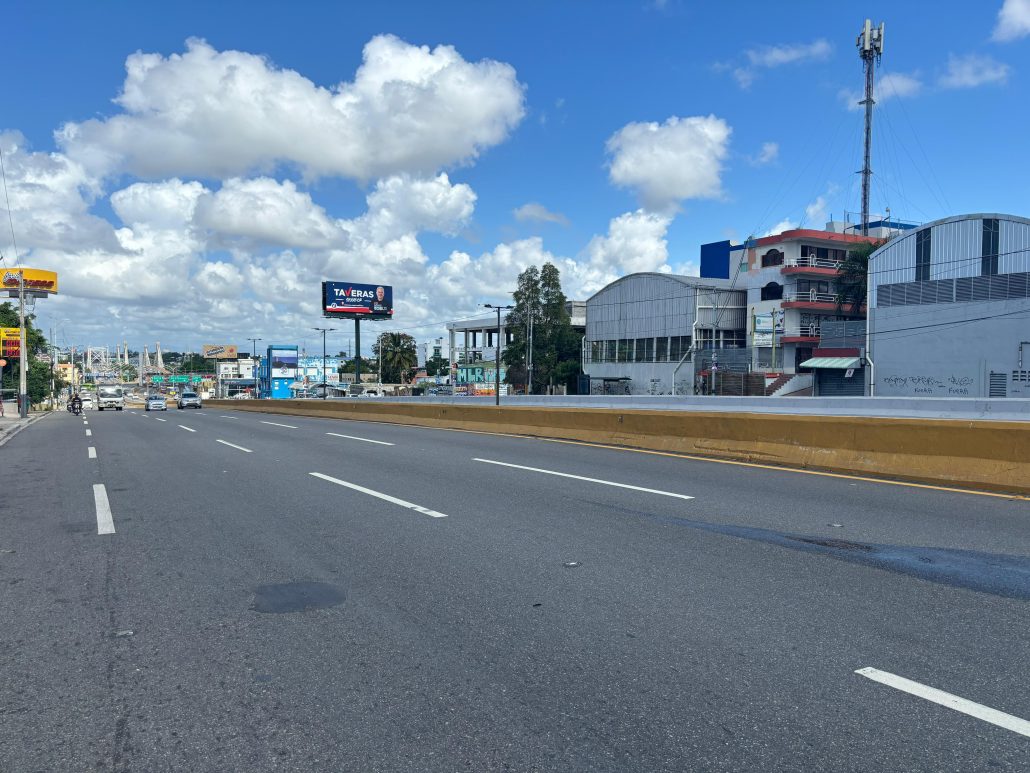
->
xmin=177 ymin=391 xmax=202 ymax=409
xmin=145 ymin=395 xmax=167 ymax=411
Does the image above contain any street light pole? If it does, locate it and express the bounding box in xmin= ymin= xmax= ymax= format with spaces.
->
xmin=483 ymin=303 xmax=513 ymax=407
xmin=248 ymin=337 xmax=262 ymax=399
xmin=312 ymin=327 xmax=336 ymax=399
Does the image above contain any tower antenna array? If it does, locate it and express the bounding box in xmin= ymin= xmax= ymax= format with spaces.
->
xmin=857 ymin=18 xmax=885 ymax=237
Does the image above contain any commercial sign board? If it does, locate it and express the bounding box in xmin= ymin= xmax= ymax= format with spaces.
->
xmin=322 ymin=282 xmax=393 ymax=318
xmin=269 ymin=348 xmax=298 ymax=378
xmin=0 ymin=327 xmax=20 ymax=357
xmin=1 ymin=268 xmax=58 ymax=294
xmin=753 ymin=312 xmax=784 ymax=348
xmin=201 ymin=344 xmax=238 ymax=359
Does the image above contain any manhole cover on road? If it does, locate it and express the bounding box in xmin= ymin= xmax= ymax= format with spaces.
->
xmin=250 ymin=581 xmax=346 ymax=614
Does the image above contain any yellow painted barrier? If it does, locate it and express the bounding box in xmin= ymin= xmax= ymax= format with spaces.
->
xmin=207 ymin=400 xmax=1030 ymax=496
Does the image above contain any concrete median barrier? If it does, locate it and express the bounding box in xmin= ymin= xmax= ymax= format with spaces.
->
xmin=208 ymin=399 xmax=1030 ymax=495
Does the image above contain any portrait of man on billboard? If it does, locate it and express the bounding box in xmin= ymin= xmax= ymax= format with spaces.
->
xmin=372 ymin=285 xmax=390 ymax=315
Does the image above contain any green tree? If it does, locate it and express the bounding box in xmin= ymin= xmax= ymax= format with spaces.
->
xmin=834 ymin=240 xmax=883 ymax=314
xmin=425 ymin=354 xmax=448 ymax=377
xmin=502 ymin=265 xmax=541 ymax=390
xmin=501 ymin=263 xmax=580 ymax=393
xmin=0 ymin=302 xmax=57 ymax=405
xmin=537 ymin=262 xmax=580 ymax=391
xmin=373 ymin=332 xmax=418 ymax=383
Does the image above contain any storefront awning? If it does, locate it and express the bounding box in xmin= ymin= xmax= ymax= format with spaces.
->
xmin=799 ymin=357 xmax=862 ymax=369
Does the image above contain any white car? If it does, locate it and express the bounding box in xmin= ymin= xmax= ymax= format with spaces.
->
xmin=145 ymin=395 xmax=167 ymax=411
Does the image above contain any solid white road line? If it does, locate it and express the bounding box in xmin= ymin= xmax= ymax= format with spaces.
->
xmin=326 ymin=432 xmax=394 ymax=446
xmin=261 ymin=420 xmax=298 ymax=429
xmin=220 ymin=415 xmax=238 ymax=419
xmin=178 ymin=425 xmax=196 ymax=432
xmin=309 ymin=472 xmax=448 ymax=518
xmin=93 ymin=484 xmax=115 ymax=535
xmin=216 ymin=439 xmax=253 ymax=453
xmin=473 ymin=458 xmax=695 ymax=501
xmin=85 ymin=429 xmax=92 ymax=437
xmin=154 ymin=417 xmax=167 ymax=422
xmin=88 ymin=446 xmax=97 ymax=459
xmin=855 ymin=667 xmax=1030 ymax=738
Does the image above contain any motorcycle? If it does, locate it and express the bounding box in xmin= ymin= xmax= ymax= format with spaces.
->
xmin=69 ymin=402 xmax=82 ymax=416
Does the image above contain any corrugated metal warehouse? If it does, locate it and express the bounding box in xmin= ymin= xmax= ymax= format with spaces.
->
xmin=582 ymin=273 xmax=746 ymax=395
xmin=868 ymin=213 xmax=1030 ymax=398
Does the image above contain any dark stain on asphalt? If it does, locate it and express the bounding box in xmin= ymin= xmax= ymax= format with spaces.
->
xmin=587 ymin=500 xmax=1030 ymax=601
xmin=697 ymin=521 xmax=1030 ymax=600
xmin=251 ymin=581 xmax=346 ymax=614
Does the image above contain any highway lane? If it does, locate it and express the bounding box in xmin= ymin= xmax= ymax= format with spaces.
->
xmin=0 ymin=407 xmax=1027 ymax=771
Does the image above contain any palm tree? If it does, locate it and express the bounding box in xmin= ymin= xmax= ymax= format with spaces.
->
xmin=374 ymin=332 xmax=418 ymax=383
xmin=835 ymin=240 xmax=884 ymax=314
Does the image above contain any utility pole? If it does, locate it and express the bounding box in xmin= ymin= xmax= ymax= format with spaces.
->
xmin=248 ymin=337 xmax=262 ymax=399
xmin=312 ymin=327 xmax=336 ymax=399
xmin=17 ymin=270 xmax=27 ymax=417
xmin=857 ymin=18 xmax=884 ymax=237
xmin=483 ymin=304 xmax=513 ymax=406
xmin=50 ymin=326 xmax=55 ymax=410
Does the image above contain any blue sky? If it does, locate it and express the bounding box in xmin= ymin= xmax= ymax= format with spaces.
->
xmin=4 ymin=0 xmax=1029 ymax=353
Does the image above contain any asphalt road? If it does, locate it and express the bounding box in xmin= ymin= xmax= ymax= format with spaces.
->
xmin=1 ymin=406 xmax=1027 ymax=772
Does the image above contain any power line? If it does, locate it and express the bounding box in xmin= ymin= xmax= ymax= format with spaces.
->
xmin=0 ymin=139 xmax=17 ymax=268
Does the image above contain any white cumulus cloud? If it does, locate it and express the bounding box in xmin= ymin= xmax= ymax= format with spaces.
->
xmin=513 ymin=202 xmax=569 ymax=225
xmin=750 ymin=141 xmax=779 ymax=166
xmin=840 ymin=72 xmax=922 ymax=110
xmin=993 ymin=0 xmax=1030 ymax=41
xmin=939 ymin=53 xmax=1010 ymax=88
xmin=606 ymin=115 xmax=731 ymax=212
xmin=732 ymin=39 xmax=831 ymax=88
xmin=57 ymin=35 xmax=526 ymax=182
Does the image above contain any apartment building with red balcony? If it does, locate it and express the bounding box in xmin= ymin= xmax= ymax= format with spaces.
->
xmin=701 ymin=220 xmax=914 ymax=380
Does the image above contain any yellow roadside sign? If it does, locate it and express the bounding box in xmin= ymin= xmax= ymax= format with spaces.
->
xmin=1 ymin=268 xmax=58 ymax=294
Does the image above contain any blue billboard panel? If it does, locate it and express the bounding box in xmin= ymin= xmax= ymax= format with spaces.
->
xmin=323 ymin=282 xmax=393 ymax=318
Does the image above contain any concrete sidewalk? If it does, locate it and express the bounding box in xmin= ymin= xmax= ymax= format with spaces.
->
xmin=0 ymin=402 xmax=51 ymax=446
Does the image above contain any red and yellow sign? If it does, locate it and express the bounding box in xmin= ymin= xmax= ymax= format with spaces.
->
xmin=1 ymin=268 xmax=58 ymax=294
xmin=0 ymin=328 xmax=21 ymax=358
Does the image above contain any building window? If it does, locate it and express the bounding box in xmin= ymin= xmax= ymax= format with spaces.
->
xmin=617 ymin=339 xmax=631 ymax=362
xmin=760 ymin=281 xmax=784 ymax=301
xmin=982 ymin=218 xmax=999 ymax=276
xmin=655 ymin=337 xmax=669 ymax=362
xmin=669 ymin=336 xmax=692 ymax=361
xmin=916 ymin=228 xmax=931 ymax=281
xmin=761 ymin=249 xmax=784 ymax=267
xmin=635 ymin=338 xmax=650 ymax=362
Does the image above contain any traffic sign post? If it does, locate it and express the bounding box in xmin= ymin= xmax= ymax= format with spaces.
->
xmin=170 ymin=375 xmax=188 ymax=383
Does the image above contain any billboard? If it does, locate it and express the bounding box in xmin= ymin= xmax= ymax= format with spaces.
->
xmin=323 ymin=282 xmax=393 ymax=318
xmin=1 ymin=268 xmax=58 ymax=294
xmin=202 ymin=344 xmax=239 ymax=359
xmin=270 ymin=348 xmax=298 ymax=378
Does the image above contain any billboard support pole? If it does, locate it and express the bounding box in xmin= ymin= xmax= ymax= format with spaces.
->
xmin=353 ymin=318 xmax=361 ymax=391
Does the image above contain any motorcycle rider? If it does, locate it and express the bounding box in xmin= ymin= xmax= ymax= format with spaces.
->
xmin=70 ymin=393 xmax=82 ymax=414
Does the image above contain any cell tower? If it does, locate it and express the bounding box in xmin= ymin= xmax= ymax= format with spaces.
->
xmin=857 ymin=18 xmax=885 ymax=236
